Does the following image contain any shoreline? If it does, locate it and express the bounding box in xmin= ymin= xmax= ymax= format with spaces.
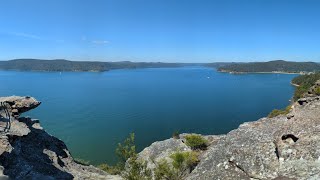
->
xmin=290 ymin=82 xmax=300 ymax=87
xmin=0 ymin=66 xmax=183 ymax=73
xmin=218 ymin=70 xmax=304 ymax=75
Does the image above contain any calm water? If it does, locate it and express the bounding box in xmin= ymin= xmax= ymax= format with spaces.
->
xmin=0 ymin=67 xmax=296 ymax=164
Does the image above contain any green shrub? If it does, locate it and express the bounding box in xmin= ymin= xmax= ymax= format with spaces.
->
xmin=154 ymin=151 xmax=199 ymax=180
xmin=98 ymin=133 xmax=152 ymax=179
xmin=268 ymin=105 xmax=291 ymax=118
xmin=170 ymin=151 xmax=199 ymax=172
xmin=98 ymin=133 xmax=137 ymax=174
xmin=314 ymin=87 xmax=320 ymax=95
xmin=116 ymin=133 xmax=136 ymax=167
xmin=154 ymin=160 xmax=177 ymax=180
xmin=185 ymin=134 xmax=208 ymax=150
xmin=293 ymin=84 xmax=309 ymax=101
xmin=123 ymin=155 xmax=152 ymax=180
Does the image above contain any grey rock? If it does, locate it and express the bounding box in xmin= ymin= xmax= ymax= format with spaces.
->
xmin=137 ymin=96 xmax=320 ymax=180
xmin=138 ymin=133 xmax=222 ymax=170
xmin=0 ymin=96 xmax=122 ymax=180
xmin=187 ymin=96 xmax=320 ymax=180
xmin=0 ymin=96 xmax=41 ymax=115
xmin=138 ymin=138 xmax=191 ymax=170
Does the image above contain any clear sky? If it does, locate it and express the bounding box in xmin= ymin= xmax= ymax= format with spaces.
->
xmin=1 ymin=0 xmax=320 ymax=62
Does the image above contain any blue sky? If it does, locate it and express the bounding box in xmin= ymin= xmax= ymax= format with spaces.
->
xmin=1 ymin=0 xmax=320 ymax=62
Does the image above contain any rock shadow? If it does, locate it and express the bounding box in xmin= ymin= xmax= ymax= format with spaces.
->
xmin=0 ymin=117 xmax=74 ymax=179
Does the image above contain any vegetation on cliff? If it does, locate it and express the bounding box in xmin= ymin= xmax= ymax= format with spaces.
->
xmin=98 ymin=133 xmax=152 ymax=179
xmin=155 ymin=151 xmax=199 ymax=180
xmin=185 ymin=134 xmax=208 ymax=150
xmin=218 ymin=60 xmax=320 ymax=73
xmin=268 ymin=72 xmax=320 ymax=118
xmin=97 ymin=133 xmax=206 ymax=180
xmin=292 ymin=72 xmax=320 ymax=100
xmin=268 ymin=105 xmax=291 ymax=118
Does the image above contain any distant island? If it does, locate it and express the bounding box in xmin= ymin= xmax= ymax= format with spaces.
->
xmin=217 ymin=60 xmax=320 ymax=74
xmin=0 ymin=59 xmax=183 ymax=72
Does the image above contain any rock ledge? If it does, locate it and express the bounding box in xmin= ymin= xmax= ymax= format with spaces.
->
xmin=0 ymin=96 xmax=121 ymax=180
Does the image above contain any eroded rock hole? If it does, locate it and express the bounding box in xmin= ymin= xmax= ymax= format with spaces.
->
xmin=281 ymin=134 xmax=299 ymax=142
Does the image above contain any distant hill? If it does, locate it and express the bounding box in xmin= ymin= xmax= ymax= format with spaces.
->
xmin=0 ymin=59 xmax=182 ymax=72
xmin=205 ymin=62 xmax=236 ymax=68
xmin=218 ymin=60 xmax=320 ymax=73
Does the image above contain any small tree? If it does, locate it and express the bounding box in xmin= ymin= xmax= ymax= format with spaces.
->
xmin=154 ymin=159 xmax=177 ymax=180
xmin=98 ymin=133 xmax=136 ymax=174
xmin=116 ymin=133 xmax=136 ymax=167
xmin=185 ymin=134 xmax=208 ymax=150
xmin=116 ymin=133 xmax=152 ymax=180
xmin=123 ymin=154 xmax=152 ymax=180
xmin=99 ymin=133 xmax=152 ymax=179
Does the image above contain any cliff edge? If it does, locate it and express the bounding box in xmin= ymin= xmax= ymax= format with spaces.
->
xmin=0 ymin=96 xmax=121 ymax=180
xmin=137 ymin=96 xmax=320 ymax=179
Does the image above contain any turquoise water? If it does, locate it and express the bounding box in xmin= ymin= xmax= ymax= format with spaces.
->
xmin=0 ymin=67 xmax=296 ymax=164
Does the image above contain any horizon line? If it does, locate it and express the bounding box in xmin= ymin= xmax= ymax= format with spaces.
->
xmin=1 ymin=58 xmax=319 ymax=63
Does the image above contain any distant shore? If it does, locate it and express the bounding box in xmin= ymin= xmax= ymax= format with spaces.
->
xmin=218 ymin=69 xmax=304 ymax=75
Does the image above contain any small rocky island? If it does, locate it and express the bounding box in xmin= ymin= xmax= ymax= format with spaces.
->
xmin=1 ymin=79 xmax=320 ymax=179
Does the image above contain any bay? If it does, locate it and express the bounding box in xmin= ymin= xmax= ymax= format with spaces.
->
xmin=0 ymin=67 xmax=296 ymax=164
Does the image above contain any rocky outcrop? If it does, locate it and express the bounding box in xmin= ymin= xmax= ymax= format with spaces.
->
xmin=138 ymin=96 xmax=320 ymax=180
xmin=0 ymin=96 xmax=122 ymax=180
xmin=138 ymin=134 xmax=222 ymax=171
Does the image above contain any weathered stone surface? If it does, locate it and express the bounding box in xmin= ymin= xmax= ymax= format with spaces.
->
xmin=137 ymin=96 xmax=320 ymax=180
xmin=187 ymin=96 xmax=320 ymax=180
xmin=0 ymin=96 xmax=122 ymax=180
xmin=0 ymin=96 xmax=41 ymax=115
xmin=137 ymin=133 xmax=223 ymax=178
xmin=138 ymin=138 xmax=191 ymax=170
